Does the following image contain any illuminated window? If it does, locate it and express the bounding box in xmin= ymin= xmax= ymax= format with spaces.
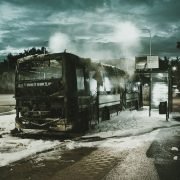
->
xmin=76 ymin=68 xmax=85 ymax=91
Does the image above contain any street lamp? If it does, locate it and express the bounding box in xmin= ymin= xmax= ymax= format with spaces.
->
xmin=141 ymin=28 xmax=151 ymax=57
xmin=172 ymin=66 xmax=177 ymax=71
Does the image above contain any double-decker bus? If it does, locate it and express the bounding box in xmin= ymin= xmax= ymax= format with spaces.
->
xmin=15 ymin=52 xmax=140 ymax=132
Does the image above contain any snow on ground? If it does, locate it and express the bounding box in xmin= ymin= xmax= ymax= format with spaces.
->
xmin=0 ymin=114 xmax=60 ymax=167
xmin=66 ymin=126 xmax=180 ymax=156
xmin=0 ymin=136 xmax=60 ymax=167
xmin=0 ymin=113 xmax=16 ymax=134
xmin=0 ymin=107 xmax=180 ymax=167
xmin=63 ymin=107 xmax=180 ymax=155
xmin=64 ymin=129 xmax=160 ymax=153
xmin=85 ymin=107 xmax=180 ymax=138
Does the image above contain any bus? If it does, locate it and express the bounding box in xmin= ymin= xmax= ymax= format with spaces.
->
xmin=15 ymin=52 xmax=141 ymax=132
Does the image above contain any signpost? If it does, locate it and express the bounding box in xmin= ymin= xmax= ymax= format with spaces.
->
xmin=147 ymin=56 xmax=159 ymax=69
xmin=147 ymin=56 xmax=159 ymax=117
xmin=135 ymin=56 xmax=159 ymax=70
xmin=135 ymin=56 xmax=159 ymax=117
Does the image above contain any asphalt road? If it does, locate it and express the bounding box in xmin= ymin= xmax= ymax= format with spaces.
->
xmin=1 ymin=126 xmax=180 ymax=180
xmin=146 ymin=127 xmax=180 ymax=180
xmin=0 ymin=94 xmax=15 ymax=113
xmin=0 ymin=94 xmax=15 ymax=106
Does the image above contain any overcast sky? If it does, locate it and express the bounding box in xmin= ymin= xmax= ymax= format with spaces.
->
xmin=0 ymin=0 xmax=180 ymax=60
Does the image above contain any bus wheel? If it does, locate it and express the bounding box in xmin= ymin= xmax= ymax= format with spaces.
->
xmin=102 ymin=107 xmax=110 ymax=121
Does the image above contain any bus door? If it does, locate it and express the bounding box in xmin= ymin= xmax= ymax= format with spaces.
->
xmin=76 ymin=65 xmax=92 ymax=130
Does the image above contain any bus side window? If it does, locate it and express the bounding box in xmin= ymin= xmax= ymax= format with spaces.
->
xmin=76 ymin=68 xmax=85 ymax=94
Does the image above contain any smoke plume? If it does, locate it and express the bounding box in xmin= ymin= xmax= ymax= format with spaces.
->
xmin=48 ymin=21 xmax=142 ymax=75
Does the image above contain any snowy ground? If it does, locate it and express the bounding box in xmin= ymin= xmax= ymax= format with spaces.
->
xmin=0 ymin=94 xmax=15 ymax=113
xmin=86 ymin=107 xmax=180 ymax=138
xmin=0 ymin=107 xmax=180 ymax=167
xmin=0 ymin=113 xmax=60 ymax=167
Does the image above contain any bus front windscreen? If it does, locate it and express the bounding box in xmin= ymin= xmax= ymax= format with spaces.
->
xmin=18 ymin=59 xmax=62 ymax=81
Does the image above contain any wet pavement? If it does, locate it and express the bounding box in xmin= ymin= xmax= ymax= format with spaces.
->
xmin=0 ymin=146 xmax=127 ymax=180
xmin=1 ymin=127 xmax=180 ymax=180
xmin=146 ymin=127 xmax=180 ymax=180
xmin=103 ymin=143 xmax=159 ymax=180
xmin=53 ymin=148 xmax=122 ymax=180
xmin=0 ymin=147 xmax=96 ymax=180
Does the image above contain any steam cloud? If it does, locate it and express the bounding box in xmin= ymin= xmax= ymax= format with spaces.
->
xmin=48 ymin=21 xmax=142 ymax=75
xmin=48 ymin=32 xmax=71 ymax=53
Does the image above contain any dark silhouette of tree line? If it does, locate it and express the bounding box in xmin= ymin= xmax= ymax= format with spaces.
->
xmin=3 ymin=47 xmax=48 ymax=70
xmin=0 ymin=47 xmax=48 ymax=93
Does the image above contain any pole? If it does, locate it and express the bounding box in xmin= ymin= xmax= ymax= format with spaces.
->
xmin=149 ymin=72 xmax=152 ymax=117
xmin=167 ymin=62 xmax=172 ymax=121
xmin=97 ymin=82 xmax=100 ymax=123
xmin=141 ymin=28 xmax=152 ymax=116
xmin=149 ymin=30 xmax=152 ymax=117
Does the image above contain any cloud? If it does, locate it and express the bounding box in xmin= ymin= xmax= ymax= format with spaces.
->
xmin=2 ymin=0 xmax=106 ymax=11
xmin=48 ymin=21 xmax=142 ymax=60
xmin=0 ymin=0 xmax=180 ymax=61
xmin=0 ymin=46 xmax=25 ymax=57
xmin=0 ymin=2 xmax=26 ymax=21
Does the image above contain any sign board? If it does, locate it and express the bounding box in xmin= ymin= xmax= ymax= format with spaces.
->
xmin=135 ymin=56 xmax=159 ymax=70
xmin=135 ymin=56 xmax=147 ymax=70
xmin=147 ymin=56 xmax=159 ymax=69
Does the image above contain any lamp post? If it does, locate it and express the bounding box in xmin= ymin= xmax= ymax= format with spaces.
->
xmin=141 ymin=28 xmax=151 ymax=57
xmin=141 ymin=28 xmax=152 ymax=116
xmin=170 ymin=65 xmax=177 ymax=115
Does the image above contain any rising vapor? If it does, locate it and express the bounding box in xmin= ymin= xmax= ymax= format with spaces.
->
xmin=48 ymin=21 xmax=142 ymax=60
xmin=48 ymin=32 xmax=71 ymax=53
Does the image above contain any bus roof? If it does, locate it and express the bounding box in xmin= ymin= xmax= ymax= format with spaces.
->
xmin=17 ymin=52 xmax=80 ymax=63
xmin=17 ymin=52 xmax=127 ymax=76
